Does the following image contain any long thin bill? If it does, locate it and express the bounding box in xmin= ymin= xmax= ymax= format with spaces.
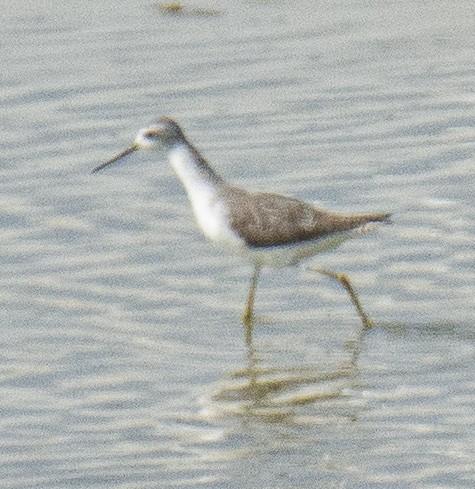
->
xmin=92 ymin=145 xmax=137 ymax=174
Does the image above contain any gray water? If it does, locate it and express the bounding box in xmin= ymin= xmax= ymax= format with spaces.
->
xmin=1 ymin=0 xmax=474 ymax=487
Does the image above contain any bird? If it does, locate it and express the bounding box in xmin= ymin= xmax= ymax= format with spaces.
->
xmin=92 ymin=117 xmax=390 ymax=328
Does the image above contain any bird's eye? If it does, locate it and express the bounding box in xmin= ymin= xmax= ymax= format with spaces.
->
xmin=143 ymin=130 xmax=158 ymax=138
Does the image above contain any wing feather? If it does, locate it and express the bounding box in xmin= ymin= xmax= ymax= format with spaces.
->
xmin=222 ymin=186 xmax=390 ymax=248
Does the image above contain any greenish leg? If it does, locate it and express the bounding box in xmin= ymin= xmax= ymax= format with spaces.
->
xmin=309 ymin=267 xmax=374 ymax=329
xmin=242 ymin=266 xmax=261 ymax=330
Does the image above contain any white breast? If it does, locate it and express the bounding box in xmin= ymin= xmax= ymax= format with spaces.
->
xmin=168 ymin=145 xmax=244 ymax=250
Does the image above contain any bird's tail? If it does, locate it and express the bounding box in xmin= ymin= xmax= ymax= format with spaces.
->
xmin=367 ymin=212 xmax=392 ymax=224
xmin=349 ymin=212 xmax=392 ymax=239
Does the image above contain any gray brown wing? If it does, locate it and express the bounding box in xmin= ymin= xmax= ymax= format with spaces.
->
xmin=223 ymin=186 xmax=390 ymax=248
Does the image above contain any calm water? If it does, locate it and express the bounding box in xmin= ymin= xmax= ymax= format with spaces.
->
xmin=1 ymin=0 xmax=474 ymax=487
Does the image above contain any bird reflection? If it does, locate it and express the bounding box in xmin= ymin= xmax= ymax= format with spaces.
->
xmin=211 ymin=319 xmax=371 ymax=422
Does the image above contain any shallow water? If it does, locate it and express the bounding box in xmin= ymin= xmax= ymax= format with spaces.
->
xmin=1 ymin=0 xmax=474 ymax=487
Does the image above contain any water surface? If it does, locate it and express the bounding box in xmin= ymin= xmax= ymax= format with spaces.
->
xmin=1 ymin=0 xmax=474 ymax=487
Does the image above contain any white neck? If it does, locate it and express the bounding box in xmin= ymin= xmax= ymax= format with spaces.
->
xmin=167 ymin=143 xmax=218 ymax=201
xmin=167 ymin=143 xmax=240 ymax=248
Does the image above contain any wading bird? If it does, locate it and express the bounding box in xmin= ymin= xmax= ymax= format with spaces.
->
xmin=93 ymin=117 xmax=390 ymax=327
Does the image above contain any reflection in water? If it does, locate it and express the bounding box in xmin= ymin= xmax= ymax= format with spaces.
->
xmin=211 ymin=319 xmax=371 ymax=422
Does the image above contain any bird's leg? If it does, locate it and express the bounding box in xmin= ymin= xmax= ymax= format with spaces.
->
xmin=242 ymin=266 xmax=261 ymax=332
xmin=308 ymin=267 xmax=374 ymax=329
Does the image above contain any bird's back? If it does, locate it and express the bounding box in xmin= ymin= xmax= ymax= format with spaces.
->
xmin=222 ymin=185 xmax=390 ymax=248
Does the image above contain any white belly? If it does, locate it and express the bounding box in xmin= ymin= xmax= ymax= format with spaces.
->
xmin=191 ymin=193 xmax=244 ymax=251
xmin=238 ymin=230 xmax=355 ymax=268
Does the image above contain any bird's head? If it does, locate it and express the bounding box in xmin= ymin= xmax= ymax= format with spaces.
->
xmin=92 ymin=116 xmax=186 ymax=173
